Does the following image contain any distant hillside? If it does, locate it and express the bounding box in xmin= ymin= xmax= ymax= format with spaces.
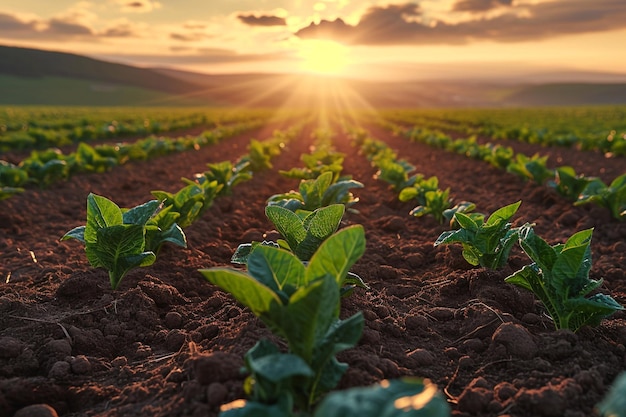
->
xmin=0 ymin=45 xmax=201 ymax=95
xmin=2 ymin=44 xmax=626 ymax=107
xmin=503 ymin=83 xmax=626 ymax=106
xmin=0 ymin=74 xmax=212 ymax=106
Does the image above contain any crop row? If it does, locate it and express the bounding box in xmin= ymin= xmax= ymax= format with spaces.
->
xmin=375 ymin=120 xmax=626 ymax=221
xmin=378 ymin=107 xmax=626 ymax=156
xmin=61 ymin=124 xmax=300 ymax=289
xmin=0 ymin=119 xmax=270 ymax=200
xmin=0 ymin=107 xmax=273 ymax=151
xmin=201 ymin=129 xmax=452 ymax=416
xmin=348 ymin=126 xmax=475 ymax=225
xmin=22 ymin=116 xmax=625 ymax=416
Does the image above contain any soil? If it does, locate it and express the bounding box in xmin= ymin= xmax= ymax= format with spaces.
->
xmin=1 ymin=115 xmax=625 ymax=417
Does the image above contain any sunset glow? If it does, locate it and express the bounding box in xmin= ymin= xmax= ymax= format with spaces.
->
xmin=0 ymin=1 xmax=625 ymax=83
xmin=298 ymin=40 xmax=350 ymax=76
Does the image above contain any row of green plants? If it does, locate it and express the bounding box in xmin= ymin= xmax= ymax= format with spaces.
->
xmin=346 ymin=124 xmax=624 ymax=332
xmin=433 ymin=200 xmax=623 ymax=332
xmin=55 ymin=119 xmax=626 ymax=415
xmin=61 ymin=127 xmax=298 ymax=289
xmin=388 ymin=122 xmax=625 ymax=221
xmin=199 ymin=138 xmax=451 ymax=416
xmin=0 ymin=107 xmax=273 ymax=151
xmin=0 ymin=120 xmax=265 ymax=200
xmin=378 ymin=106 xmax=626 ymax=156
xmin=348 ymin=127 xmax=477 ymax=225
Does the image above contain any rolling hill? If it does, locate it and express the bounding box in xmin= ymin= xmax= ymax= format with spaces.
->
xmin=1 ymin=44 xmax=626 ymax=108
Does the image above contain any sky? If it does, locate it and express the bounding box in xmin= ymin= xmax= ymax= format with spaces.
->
xmin=2 ymin=0 xmax=626 ymax=82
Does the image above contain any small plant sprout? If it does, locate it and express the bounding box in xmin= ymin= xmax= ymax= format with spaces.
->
xmin=62 ymin=194 xmax=160 ymax=289
xmin=505 ymin=225 xmax=623 ymax=332
xmin=434 ymin=201 xmax=521 ymax=269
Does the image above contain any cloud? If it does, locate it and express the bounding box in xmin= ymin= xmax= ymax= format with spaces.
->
xmin=100 ymin=20 xmax=143 ymax=37
xmin=452 ymin=0 xmax=513 ymax=13
xmin=295 ymin=0 xmax=626 ymax=45
xmin=0 ymin=12 xmax=38 ymax=33
xmin=0 ymin=11 xmax=97 ymax=39
xmin=98 ymin=49 xmax=294 ymax=66
xmin=0 ymin=10 xmax=147 ymax=40
xmin=237 ymin=14 xmax=287 ymax=27
xmin=46 ymin=17 xmax=94 ymax=36
xmin=170 ymin=32 xmax=213 ymax=42
xmin=112 ymin=0 xmax=162 ymax=13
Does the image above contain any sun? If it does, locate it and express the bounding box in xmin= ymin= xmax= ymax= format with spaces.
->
xmin=298 ymin=40 xmax=350 ymax=76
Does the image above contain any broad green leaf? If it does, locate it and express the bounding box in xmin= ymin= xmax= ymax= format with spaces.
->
xmin=279 ymin=275 xmax=339 ymax=362
xmin=247 ymin=245 xmax=306 ymax=293
xmin=301 ymin=171 xmax=333 ymax=209
xmin=296 ymin=205 xmax=345 ymax=260
xmin=322 ymin=179 xmax=363 ymax=207
xmin=399 ymin=187 xmax=418 ymax=202
xmin=219 ymin=399 xmax=292 ymax=417
xmin=518 ymin=224 xmax=557 ymax=272
xmin=454 ymin=212 xmax=479 ymax=231
xmin=485 ymin=200 xmax=520 ymax=226
xmin=122 ymin=200 xmax=160 ymax=225
xmin=199 ymin=268 xmax=283 ymax=318
xmin=309 ymin=313 xmax=364 ymax=399
xmin=85 ymin=193 xmax=123 ymax=243
xmin=504 ymin=264 xmax=537 ymax=292
xmin=306 ymin=225 xmax=366 ymax=287
xmin=247 ymin=352 xmax=314 ymax=383
xmin=85 ymin=224 xmax=155 ymax=289
xmin=61 ymin=225 xmax=85 ymax=243
xmin=266 ymin=205 xmax=306 ymax=253
xmin=314 ymin=378 xmax=450 ymax=417
xmin=564 ymin=294 xmax=624 ymax=331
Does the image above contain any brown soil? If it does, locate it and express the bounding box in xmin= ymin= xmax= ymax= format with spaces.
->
xmin=1 ymin=115 xmax=625 ymax=417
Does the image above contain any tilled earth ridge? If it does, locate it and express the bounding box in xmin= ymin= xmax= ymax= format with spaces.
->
xmin=0 ymin=118 xmax=625 ymax=417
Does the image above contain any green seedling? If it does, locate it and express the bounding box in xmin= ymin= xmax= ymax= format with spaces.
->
xmin=268 ymin=171 xmax=363 ymax=212
xmin=200 ymin=226 xmax=366 ymax=413
xmin=505 ymin=225 xmax=623 ymax=332
xmin=434 ymin=201 xmax=521 ymax=269
xmin=575 ymin=173 xmax=626 ymax=220
xmin=62 ymin=194 xmax=159 ymax=289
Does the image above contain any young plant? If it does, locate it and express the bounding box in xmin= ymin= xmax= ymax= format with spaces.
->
xmin=19 ymin=149 xmax=69 ymax=186
xmin=575 ymin=173 xmax=626 ymax=220
xmin=266 ymin=204 xmax=345 ymax=261
xmin=442 ymin=201 xmax=482 ymax=228
xmin=200 ymin=226 xmax=366 ymax=413
xmin=61 ymin=194 xmax=159 ymax=289
xmin=505 ymin=225 xmax=623 ymax=332
xmin=505 ymin=153 xmax=553 ymax=185
xmin=280 ymin=147 xmax=345 ymax=182
xmin=398 ymin=175 xmax=439 ymax=205
xmin=201 ymin=160 xmax=253 ymax=196
xmin=548 ymin=166 xmax=601 ymax=200
xmin=267 ymin=171 xmax=363 ymax=212
xmin=143 ymin=204 xmax=187 ymax=254
xmin=409 ymin=188 xmax=452 ymax=224
xmin=434 ymin=201 xmax=521 ymax=269
xmin=374 ymin=158 xmax=418 ymax=192
xmin=243 ymin=139 xmax=278 ymax=172
xmin=152 ymin=178 xmax=222 ymax=228
xmin=0 ymin=160 xmax=28 ymax=188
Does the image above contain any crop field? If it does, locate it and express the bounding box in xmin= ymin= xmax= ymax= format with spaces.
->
xmin=1 ymin=105 xmax=625 ymax=417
